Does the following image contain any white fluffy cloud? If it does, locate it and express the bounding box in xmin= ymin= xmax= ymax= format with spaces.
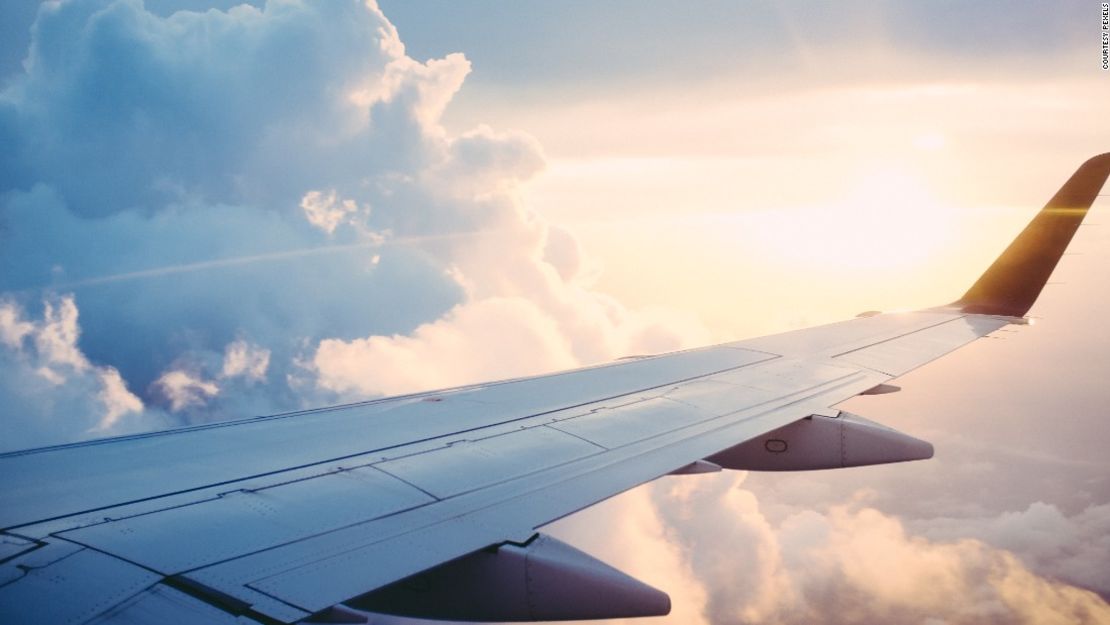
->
xmin=98 ymin=366 xmax=144 ymax=429
xmin=153 ymin=369 xmax=220 ymax=412
xmin=301 ymin=189 xmax=364 ymax=235
xmin=221 ymin=339 xmax=271 ymax=382
xmin=634 ymin=474 xmax=1110 ymax=625
xmin=312 ymin=297 xmax=578 ymax=397
xmin=0 ymin=296 xmax=154 ymax=450
xmin=913 ymin=501 xmax=1110 ymax=597
xmin=0 ymin=304 xmax=35 ymax=348
xmin=0 ymin=0 xmax=705 ymax=442
xmin=544 ymin=483 xmax=712 ymax=625
xmin=2 ymin=3 xmax=1104 ymax=623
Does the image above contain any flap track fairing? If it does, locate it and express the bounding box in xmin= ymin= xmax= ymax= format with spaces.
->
xmin=706 ymin=411 xmax=933 ymax=471
xmin=346 ymin=533 xmax=670 ymax=622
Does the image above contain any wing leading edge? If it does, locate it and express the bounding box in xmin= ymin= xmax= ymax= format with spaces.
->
xmin=0 ymin=154 xmax=1107 ymax=624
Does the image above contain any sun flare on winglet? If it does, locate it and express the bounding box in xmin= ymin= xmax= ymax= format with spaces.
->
xmin=956 ymin=152 xmax=1110 ymax=317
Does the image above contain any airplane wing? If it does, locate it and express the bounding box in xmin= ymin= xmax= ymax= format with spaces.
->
xmin=1 ymin=153 xmax=1108 ymax=625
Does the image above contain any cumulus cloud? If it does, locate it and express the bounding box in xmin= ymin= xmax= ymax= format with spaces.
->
xmin=312 ymin=296 xmax=578 ymax=397
xmin=544 ymin=483 xmax=711 ymax=625
xmin=635 ymin=474 xmax=1110 ymax=625
xmin=153 ymin=369 xmax=220 ymax=412
xmin=0 ymin=304 xmax=35 ymax=348
xmin=0 ymin=0 xmax=705 ymax=446
xmin=913 ymin=501 xmax=1110 ymax=597
xmin=3 ymin=0 xmax=405 ymax=215
xmin=301 ymin=190 xmax=363 ymax=235
xmin=366 ymin=475 xmax=1110 ymax=624
xmin=0 ymin=296 xmax=156 ymax=451
xmin=0 ymin=3 xmax=1105 ymax=624
xmin=98 ymin=366 xmax=144 ymax=429
xmin=32 ymin=296 xmax=86 ymax=370
xmin=221 ymin=338 xmax=270 ymax=382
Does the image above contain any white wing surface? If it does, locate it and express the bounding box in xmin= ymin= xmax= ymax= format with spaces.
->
xmin=1 ymin=153 xmax=1108 ymax=624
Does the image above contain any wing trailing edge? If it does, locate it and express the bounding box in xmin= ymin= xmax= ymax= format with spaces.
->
xmin=956 ymin=152 xmax=1110 ymax=317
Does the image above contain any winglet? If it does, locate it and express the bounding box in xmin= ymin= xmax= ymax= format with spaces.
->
xmin=956 ymin=153 xmax=1110 ymax=317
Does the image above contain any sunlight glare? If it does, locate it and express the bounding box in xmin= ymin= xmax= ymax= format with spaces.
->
xmin=743 ymin=164 xmax=958 ymax=276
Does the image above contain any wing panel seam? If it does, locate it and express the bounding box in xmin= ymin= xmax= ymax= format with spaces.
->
xmin=230 ymin=368 xmax=875 ymax=593
xmin=828 ymin=315 xmax=968 ymax=359
xmin=6 ymin=354 xmax=781 ymax=532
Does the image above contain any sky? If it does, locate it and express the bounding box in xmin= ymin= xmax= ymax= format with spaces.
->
xmin=1 ymin=1 xmax=1108 ymax=624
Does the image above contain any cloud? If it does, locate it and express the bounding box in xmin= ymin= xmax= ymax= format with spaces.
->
xmin=350 ymin=474 xmax=1110 ymax=625
xmin=0 ymin=0 xmax=705 ymax=447
xmin=0 ymin=303 xmax=35 ymax=348
xmin=220 ymin=339 xmax=270 ymax=382
xmin=0 ymin=3 xmax=1105 ymax=624
xmin=913 ymin=501 xmax=1110 ymax=598
xmin=544 ymin=483 xmax=711 ymax=625
xmin=32 ymin=296 xmax=86 ymax=369
xmin=312 ymin=296 xmax=578 ymax=397
xmin=655 ymin=474 xmax=797 ymax=623
xmin=300 ymin=190 xmax=365 ymax=235
xmin=98 ymin=366 xmax=144 ymax=429
xmin=3 ymin=0 xmax=408 ymax=216
xmin=0 ymin=296 xmax=159 ymax=451
xmin=634 ymin=474 xmax=1110 ymax=624
xmin=153 ymin=369 xmax=220 ymax=412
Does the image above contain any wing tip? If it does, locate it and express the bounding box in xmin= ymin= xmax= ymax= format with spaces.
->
xmin=955 ymin=152 xmax=1110 ymax=317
